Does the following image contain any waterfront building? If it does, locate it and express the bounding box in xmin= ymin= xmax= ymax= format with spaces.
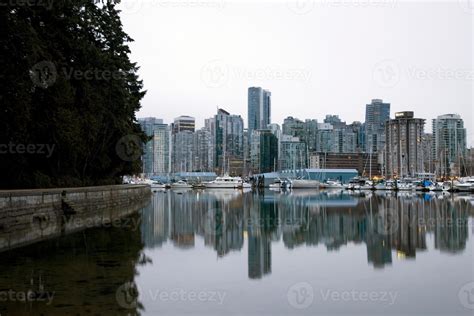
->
xmin=385 ymin=111 xmax=425 ymax=178
xmin=248 ymin=87 xmax=271 ymax=137
xmin=312 ymin=152 xmax=381 ymax=177
xmin=365 ymin=99 xmax=390 ymax=153
xmin=138 ymin=117 xmax=170 ymax=176
xmin=250 ymin=129 xmax=279 ymax=174
xmin=431 ymin=114 xmax=467 ymax=177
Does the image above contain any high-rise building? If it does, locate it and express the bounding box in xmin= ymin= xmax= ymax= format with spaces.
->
xmin=431 ymin=114 xmax=467 ymax=177
xmin=208 ymin=108 xmax=244 ymax=175
xmin=365 ymin=99 xmax=390 ymax=153
xmin=248 ymin=87 xmax=271 ymax=137
xmin=282 ymin=116 xmax=305 ymax=140
xmin=250 ymin=129 xmax=278 ymax=174
xmin=139 ymin=117 xmax=170 ymax=176
xmin=193 ymin=128 xmax=212 ymax=172
xmin=172 ymin=130 xmax=194 ymax=172
xmin=173 ymin=115 xmax=195 ymax=134
xmin=385 ymin=111 xmax=425 ymax=178
xmin=279 ymin=135 xmax=307 ymax=170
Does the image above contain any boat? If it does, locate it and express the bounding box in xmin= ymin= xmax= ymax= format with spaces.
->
xmin=360 ymin=180 xmax=374 ymax=190
xmin=454 ymin=177 xmax=474 ymax=192
xmin=204 ymin=176 xmax=245 ymax=189
xmin=242 ymin=182 xmax=252 ymax=189
xmin=322 ymin=179 xmax=343 ymax=189
xmin=289 ymin=179 xmax=321 ymax=189
xmin=151 ymin=180 xmax=167 ymax=189
xmin=269 ymin=178 xmax=283 ymax=189
xmin=192 ymin=182 xmax=206 ymax=189
xmin=396 ymin=180 xmax=415 ymax=191
xmin=171 ymin=180 xmax=193 ymax=189
xmin=374 ymin=180 xmax=395 ymax=190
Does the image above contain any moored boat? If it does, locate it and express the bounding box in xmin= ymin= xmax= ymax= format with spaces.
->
xmin=171 ymin=180 xmax=193 ymax=189
xmin=204 ymin=176 xmax=245 ymax=189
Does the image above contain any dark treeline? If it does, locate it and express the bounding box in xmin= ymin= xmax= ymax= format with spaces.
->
xmin=0 ymin=0 xmax=147 ymax=189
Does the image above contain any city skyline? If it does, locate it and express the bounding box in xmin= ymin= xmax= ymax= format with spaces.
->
xmin=120 ymin=1 xmax=473 ymax=147
xmin=137 ymin=96 xmax=471 ymax=148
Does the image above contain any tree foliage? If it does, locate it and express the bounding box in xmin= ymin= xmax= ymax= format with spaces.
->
xmin=0 ymin=0 xmax=147 ymax=189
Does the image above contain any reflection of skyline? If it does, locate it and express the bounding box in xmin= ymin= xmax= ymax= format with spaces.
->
xmin=141 ymin=190 xmax=473 ymax=277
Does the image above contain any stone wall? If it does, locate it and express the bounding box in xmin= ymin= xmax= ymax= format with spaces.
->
xmin=0 ymin=185 xmax=151 ymax=252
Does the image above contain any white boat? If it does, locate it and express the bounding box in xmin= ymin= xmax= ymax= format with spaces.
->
xmin=205 ymin=176 xmax=245 ymax=189
xmin=396 ymin=180 xmax=415 ymax=191
xmin=374 ymin=180 xmax=395 ymax=190
xmin=171 ymin=180 xmax=193 ymax=189
xmin=360 ymin=181 xmax=374 ymax=190
xmin=269 ymin=178 xmax=285 ymax=189
xmin=242 ymin=182 xmax=252 ymax=189
xmin=324 ymin=180 xmax=343 ymax=189
xmin=289 ymin=179 xmax=321 ymax=189
xmin=454 ymin=178 xmax=474 ymax=192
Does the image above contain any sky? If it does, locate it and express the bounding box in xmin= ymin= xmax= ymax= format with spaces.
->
xmin=118 ymin=0 xmax=473 ymax=146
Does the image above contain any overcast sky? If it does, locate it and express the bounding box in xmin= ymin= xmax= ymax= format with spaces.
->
xmin=118 ymin=0 xmax=473 ymax=146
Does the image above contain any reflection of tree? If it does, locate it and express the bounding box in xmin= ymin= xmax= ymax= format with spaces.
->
xmin=0 ymin=213 xmax=146 ymax=315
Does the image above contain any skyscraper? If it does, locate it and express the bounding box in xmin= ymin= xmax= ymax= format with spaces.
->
xmin=365 ymin=99 xmax=390 ymax=153
xmin=173 ymin=115 xmax=195 ymax=134
xmin=138 ymin=117 xmax=170 ymax=176
xmin=385 ymin=111 xmax=425 ymax=178
xmin=250 ymin=129 xmax=278 ymax=174
xmin=248 ymin=87 xmax=271 ymax=135
xmin=432 ymin=114 xmax=467 ymax=177
xmin=208 ymin=108 xmax=244 ymax=175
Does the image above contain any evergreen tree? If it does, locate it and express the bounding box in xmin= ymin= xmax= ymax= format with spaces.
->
xmin=0 ymin=0 xmax=147 ymax=189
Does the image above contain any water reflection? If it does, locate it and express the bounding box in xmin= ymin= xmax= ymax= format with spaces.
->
xmin=0 ymin=190 xmax=472 ymax=315
xmin=142 ymin=190 xmax=472 ymax=274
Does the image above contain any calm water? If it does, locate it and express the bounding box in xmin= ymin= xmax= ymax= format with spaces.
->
xmin=1 ymin=189 xmax=473 ymax=315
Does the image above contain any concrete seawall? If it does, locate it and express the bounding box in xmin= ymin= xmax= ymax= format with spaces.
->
xmin=0 ymin=184 xmax=151 ymax=253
